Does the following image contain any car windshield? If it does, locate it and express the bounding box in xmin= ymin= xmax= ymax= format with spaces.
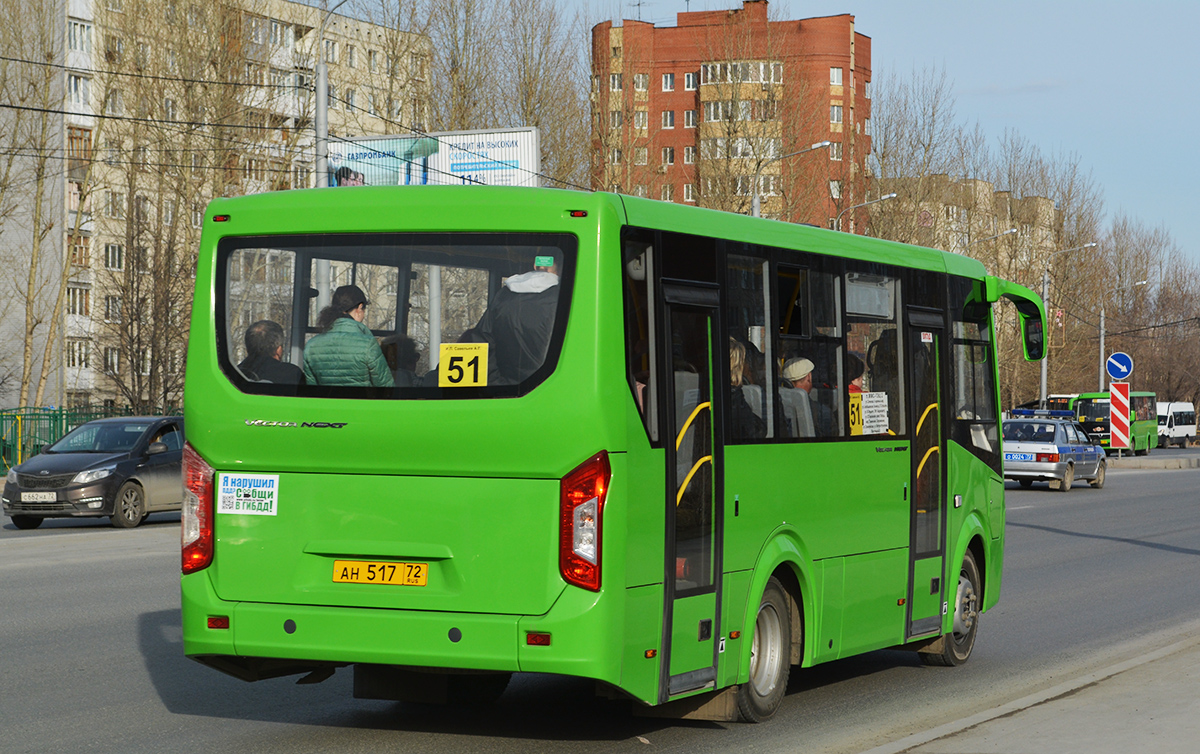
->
xmin=47 ymin=422 xmax=151 ymax=453
xmin=1003 ymin=421 xmax=1058 ymax=443
xmin=1158 ymin=415 xmax=1168 ymax=425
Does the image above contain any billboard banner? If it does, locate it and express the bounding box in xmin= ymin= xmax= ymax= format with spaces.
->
xmin=326 ymin=127 xmax=541 ymax=188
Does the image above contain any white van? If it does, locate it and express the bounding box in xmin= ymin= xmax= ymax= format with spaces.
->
xmin=1157 ymin=402 xmax=1196 ymax=447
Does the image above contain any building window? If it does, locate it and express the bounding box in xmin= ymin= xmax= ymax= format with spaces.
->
xmin=69 ymin=234 xmax=90 ymax=267
xmin=609 ymin=148 xmax=622 ymax=165
xmin=611 ymin=46 xmax=621 ymax=58
xmin=67 ymin=74 xmax=90 ymax=108
xmin=830 ymin=67 xmax=843 ymax=86
xmin=662 ymin=73 xmax=675 ymax=91
xmin=344 ymin=88 xmax=356 ymax=111
xmin=831 ymin=105 xmax=843 ymax=124
xmin=684 ymin=183 xmax=696 ymax=202
xmin=633 ymin=110 xmax=647 ymax=130
xmin=661 ymin=184 xmax=673 ymax=202
xmin=684 ymin=71 xmax=697 ymax=90
xmin=609 ymin=73 xmax=622 ymax=91
xmin=67 ymin=285 xmax=90 ymax=316
xmin=684 ymin=109 xmax=697 ymax=128
xmin=104 ymin=295 xmax=123 ymax=322
xmin=293 ymin=165 xmax=311 ymax=188
xmin=134 ymin=195 xmax=151 ymax=223
xmin=68 ymin=19 xmax=93 ymax=53
xmin=346 ymin=44 xmax=356 ymax=68
xmin=323 ymin=38 xmax=338 ymax=64
xmin=369 ymin=49 xmax=378 ymax=72
xmin=105 ymin=243 xmax=124 ymax=270
xmin=163 ymin=200 xmax=175 ymax=226
xmin=830 ymin=142 xmax=843 ymax=161
xmin=684 ymin=146 xmax=696 ymax=164
xmin=864 ymin=80 xmax=871 ymax=99
xmin=105 ymin=191 xmax=125 ymax=219
xmin=67 ymin=339 xmax=90 ymax=369
xmin=633 ymin=73 xmax=648 ymax=91
xmin=662 ymin=147 xmax=675 ymax=166
xmin=104 ymin=347 xmax=121 ymax=374
xmin=662 ymin=110 xmax=675 ymax=129
xmin=191 ymin=203 xmax=204 ymax=228
xmin=634 ymin=147 xmax=648 ymax=165
xmin=610 ymin=110 xmax=622 ymax=128
xmin=104 ymin=89 xmax=121 ymax=115
xmin=830 ymin=180 xmax=842 ymax=199
xmin=633 ymin=185 xmax=648 ymax=198
xmin=864 ymin=118 xmax=872 ymax=136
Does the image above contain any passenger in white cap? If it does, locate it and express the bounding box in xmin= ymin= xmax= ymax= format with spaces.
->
xmin=780 ymin=357 xmax=816 ymax=438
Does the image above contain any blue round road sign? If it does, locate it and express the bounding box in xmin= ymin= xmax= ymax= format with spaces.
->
xmin=1107 ymin=351 xmax=1134 ymax=380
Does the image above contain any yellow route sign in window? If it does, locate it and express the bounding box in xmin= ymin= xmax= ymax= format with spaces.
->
xmin=849 ymin=393 xmax=863 ymax=436
xmin=438 ymin=342 xmax=488 ymax=387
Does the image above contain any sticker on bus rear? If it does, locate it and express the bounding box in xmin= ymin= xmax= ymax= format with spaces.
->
xmin=217 ymin=473 xmax=280 ymax=516
xmin=438 ymin=342 xmax=488 ymax=387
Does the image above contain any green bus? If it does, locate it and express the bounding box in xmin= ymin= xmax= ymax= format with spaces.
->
xmin=1073 ymin=391 xmax=1157 ymax=455
xmin=181 ymin=186 xmax=1045 ymax=721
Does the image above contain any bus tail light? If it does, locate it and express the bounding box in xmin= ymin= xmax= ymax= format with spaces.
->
xmin=1036 ymin=453 xmax=1060 ymax=463
xmin=559 ymin=451 xmax=611 ymax=592
xmin=182 ymin=442 xmax=215 ymax=574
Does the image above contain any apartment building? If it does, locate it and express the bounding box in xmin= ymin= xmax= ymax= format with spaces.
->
xmin=590 ymin=0 xmax=872 ymax=228
xmin=0 ymin=0 xmax=429 ymax=409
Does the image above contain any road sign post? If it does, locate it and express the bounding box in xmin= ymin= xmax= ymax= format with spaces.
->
xmin=1110 ymin=382 xmax=1131 ymax=450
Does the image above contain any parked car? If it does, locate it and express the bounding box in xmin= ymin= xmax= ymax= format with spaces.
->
xmin=2 ymin=416 xmax=184 ymax=530
xmin=1002 ymin=410 xmax=1106 ymax=491
xmin=1157 ymin=401 xmax=1196 ymax=448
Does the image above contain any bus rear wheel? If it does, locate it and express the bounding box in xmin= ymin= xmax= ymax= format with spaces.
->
xmin=737 ymin=577 xmax=790 ymax=722
xmin=920 ymin=551 xmax=981 ymax=667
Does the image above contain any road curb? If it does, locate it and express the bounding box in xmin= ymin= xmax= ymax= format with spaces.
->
xmin=858 ymin=633 xmax=1200 ymax=754
xmin=1107 ymin=456 xmax=1200 ymax=469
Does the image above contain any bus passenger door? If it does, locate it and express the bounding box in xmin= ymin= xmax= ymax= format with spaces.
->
xmin=659 ymin=287 xmax=724 ymax=702
xmin=907 ymin=318 xmax=946 ymax=639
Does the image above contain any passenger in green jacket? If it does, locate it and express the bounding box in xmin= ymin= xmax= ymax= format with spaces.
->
xmin=303 ymin=284 xmax=395 ymax=388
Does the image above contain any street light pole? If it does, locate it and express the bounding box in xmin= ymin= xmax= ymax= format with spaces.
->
xmin=1038 ymin=242 xmax=1097 ymax=406
xmin=1099 ymin=279 xmax=1147 ymax=391
xmin=315 ymin=0 xmax=351 ymax=188
xmin=834 ymin=192 xmax=897 ymax=232
xmin=751 ymin=141 xmax=831 ymax=218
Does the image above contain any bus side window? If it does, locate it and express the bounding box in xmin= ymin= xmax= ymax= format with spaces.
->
xmin=623 ymin=232 xmax=658 ymax=442
xmin=775 ymin=261 xmax=843 ymax=439
xmin=845 ymin=270 xmax=904 ymax=437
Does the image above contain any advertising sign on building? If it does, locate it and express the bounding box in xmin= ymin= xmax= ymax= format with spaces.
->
xmin=326 ymin=127 xmax=541 ymax=188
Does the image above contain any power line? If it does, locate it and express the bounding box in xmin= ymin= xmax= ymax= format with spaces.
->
xmin=0 ymin=53 xmax=295 ymax=89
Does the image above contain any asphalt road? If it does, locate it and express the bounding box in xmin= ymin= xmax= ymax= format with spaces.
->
xmin=4 ymin=455 xmax=1200 ymax=753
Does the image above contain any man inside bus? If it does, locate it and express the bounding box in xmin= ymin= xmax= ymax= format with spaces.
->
xmin=780 ymin=357 xmax=816 ymax=438
xmin=238 ymin=319 xmax=304 ymax=385
xmin=472 ymin=252 xmax=561 ymax=385
xmin=303 ymin=284 xmax=395 ymax=388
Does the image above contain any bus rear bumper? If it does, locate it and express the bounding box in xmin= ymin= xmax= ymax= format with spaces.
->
xmin=182 ymin=572 xmax=521 ymax=676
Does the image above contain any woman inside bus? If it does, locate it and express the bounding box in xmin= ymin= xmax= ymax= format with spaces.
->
xmin=302 ymin=284 xmax=395 ymax=388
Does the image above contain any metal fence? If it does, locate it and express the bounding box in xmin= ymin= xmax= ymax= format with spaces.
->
xmin=1 ymin=406 xmax=180 ymax=473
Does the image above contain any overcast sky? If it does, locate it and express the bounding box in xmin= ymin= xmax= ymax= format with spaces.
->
xmin=578 ymin=0 xmax=1200 ymax=259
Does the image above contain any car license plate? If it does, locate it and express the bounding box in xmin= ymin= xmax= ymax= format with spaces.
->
xmin=21 ymin=491 xmax=56 ymax=502
xmin=332 ymin=560 xmax=427 ymax=586
xmin=1004 ymin=453 xmax=1034 ymax=462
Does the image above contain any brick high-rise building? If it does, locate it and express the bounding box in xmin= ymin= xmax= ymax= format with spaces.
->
xmin=591 ymin=0 xmax=872 ymax=230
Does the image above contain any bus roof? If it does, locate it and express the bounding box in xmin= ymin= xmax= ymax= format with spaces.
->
xmin=203 ymin=186 xmax=988 ymax=280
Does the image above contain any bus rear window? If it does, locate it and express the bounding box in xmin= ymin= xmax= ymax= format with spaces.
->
xmin=217 ymin=233 xmax=576 ymax=399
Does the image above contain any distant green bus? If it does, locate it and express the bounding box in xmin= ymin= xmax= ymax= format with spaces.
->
xmin=1074 ymin=391 xmax=1157 ymax=455
xmin=181 ymin=186 xmax=1045 ymax=721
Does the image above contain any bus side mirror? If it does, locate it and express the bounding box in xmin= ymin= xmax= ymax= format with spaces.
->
xmin=984 ymin=276 xmax=1046 ymax=362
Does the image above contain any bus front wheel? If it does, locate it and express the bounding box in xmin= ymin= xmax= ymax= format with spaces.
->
xmin=920 ymin=551 xmax=981 ymax=667
xmin=737 ymin=577 xmax=790 ymax=722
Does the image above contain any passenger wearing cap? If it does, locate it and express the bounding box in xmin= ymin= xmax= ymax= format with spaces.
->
xmin=780 ymin=357 xmax=816 ymax=438
xmin=302 ymin=284 xmax=395 ymax=388
xmin=847 ymin=353 xmax=865 ymax=393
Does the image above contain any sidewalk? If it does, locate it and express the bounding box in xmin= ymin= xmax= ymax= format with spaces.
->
xmin=863 ymin=636 xmax=1200 ymax=754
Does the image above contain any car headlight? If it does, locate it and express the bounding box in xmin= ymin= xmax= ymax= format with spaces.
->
xmin=72 ymin=465 xmax=117 ymax=485
xmin=6 ymin=468 xmax=17 ymax=485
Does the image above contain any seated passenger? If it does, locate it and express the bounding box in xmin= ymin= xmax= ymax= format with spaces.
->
xmin=238 ymin=320 xmax=304 ymax=385
xmin=379 ymin=334 xmax=422 ymax=387
xmin=303 ymin=285 xmax=395 ymax=388
xmin=729 ymin=339 xmax=766 ymax=439
xmin=780 ymin=357 xmax=816 ymax=438
xmin=473 ymin=255 xmax=561 ymax=385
